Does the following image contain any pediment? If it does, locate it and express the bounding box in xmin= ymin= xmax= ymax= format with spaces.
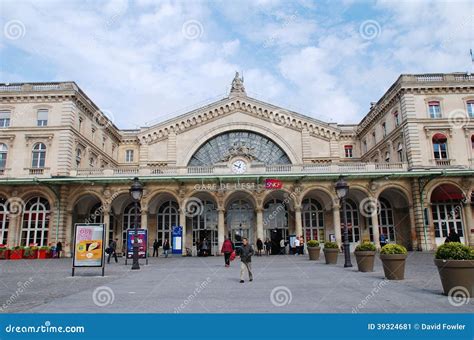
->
xmin=138 ymin=96 xmax=342 ymax=145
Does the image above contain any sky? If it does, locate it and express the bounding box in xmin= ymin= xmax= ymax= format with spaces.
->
xmin=0 ymin=0 xmax=473 ymax=129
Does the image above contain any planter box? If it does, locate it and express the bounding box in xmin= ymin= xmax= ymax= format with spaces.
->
xmin=355 ymin=251 xmax=376 ymax=272
xmin=307 ymin=247 xmax=321 ymax=261
xmin=380 ymin=254 xmax=407 ymax=280
xmin=10 ymin=249 xmax=24 ymax=260
xmin=323 ymin=248 xmax=338 ymax=264
xmin=434 ymin=259 xmax=474 ymax=296
xmin=23 ymin=250 xmax=38 ymax=259
xmin=0 ymin=249 xmax=10 ymax=259
xmin=38 ymin=249 xmax=51 ymax=259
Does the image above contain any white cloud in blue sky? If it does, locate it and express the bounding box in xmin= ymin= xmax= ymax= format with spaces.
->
xmin=0 ymin=0 xmax=472 ymax=128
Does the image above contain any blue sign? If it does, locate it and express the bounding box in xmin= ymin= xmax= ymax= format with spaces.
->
xmin=126 ymin=229 xmax=147 ymax=259
xmin=172 ymin=225 xmax=183 ymax=254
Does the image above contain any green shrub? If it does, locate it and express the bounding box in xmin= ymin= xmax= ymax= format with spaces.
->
xmin=39 ymin=246 xmax=50 ymax=251
xmin=355 ymin=241 xmax=376 ymax=252
xmin=435 ymin=242 xmax=474 ymax=260
xmin=307 ymin=240 xmax=320 ymax=248
xmin=380 ymin=244 xmax=407 ymax=255
xmin=12 ymin=246 xmax=23 ymax=250
xmin=324 ymin=241 xmax=339 ymax=249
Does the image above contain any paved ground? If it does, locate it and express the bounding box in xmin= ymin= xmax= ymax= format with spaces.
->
xmin=0 ymin=252 xmax=471 ymax=313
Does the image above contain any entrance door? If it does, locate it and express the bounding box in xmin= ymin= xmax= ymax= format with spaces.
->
xmin=432 ymin=203 xmax=465 ymax=246
xmin=340 ymin=200 xmax=360 ymax=252
xmin=266 ymin=228 xmax=288 ymax=254
xmin=193 ymin=229 xmax=218 ymax=256
xmin=226 ymin=199 xmax=254 ymax=250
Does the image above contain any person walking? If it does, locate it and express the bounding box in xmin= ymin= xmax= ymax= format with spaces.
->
xmin=279 ymin=238 xmax=286 ymax=255
xmin=256 ymin=238 xmax=263 ymax=256
xmin=152 ymin=239 xmax=159 ymax=257
xmin=445 ymin=229 xmax=461 ymax=243
xmin=163 ymin=238 xmax=170 ymax=258
xmin=299 ymin=236 xmax=305 ymax=255
xmin=239 ymin=238 xmax=254 ymax=283
xmin=264 ymin=238 xmax=271 ymax=256
xmin=107 ymin=238 xmax=118 ymax=264
xmin=221 ymin=236 xmax=234 ymax=267
xmin=201 ymin=238 xmax=209 ymax=256
xmin=380 ymin=233 xmax=388 ymax=248
xmin=56 ymin=241 xmax=62 ymax=258
xmin=294 ymin=236 xmax=300 ymax=255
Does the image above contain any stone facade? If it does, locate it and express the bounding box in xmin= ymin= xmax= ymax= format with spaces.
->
xmin=0 ymin=73 xmax=473 ymax=256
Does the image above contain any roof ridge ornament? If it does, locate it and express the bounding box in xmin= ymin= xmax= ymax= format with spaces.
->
xmin=229 ymin=71 xmax=246 ymax=98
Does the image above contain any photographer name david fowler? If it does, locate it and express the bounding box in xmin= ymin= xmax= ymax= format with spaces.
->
xmin=420 ymin=323 xmax=465 ymax=331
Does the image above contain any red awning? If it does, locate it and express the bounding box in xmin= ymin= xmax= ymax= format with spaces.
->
xmin=432 ymin=133 xmax=447 ymax=142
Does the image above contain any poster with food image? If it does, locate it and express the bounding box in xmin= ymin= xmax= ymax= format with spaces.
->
xmin=73 ymin=224 xmax=105 ymax=267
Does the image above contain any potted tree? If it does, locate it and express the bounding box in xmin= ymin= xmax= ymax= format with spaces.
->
xmin=10 ymin=246 xmax=24 ymax=260
xmin=38 ymin=246 xmax=51 ymax=259
xmin=354 ymin=241 xmax=376 ymax=272
xmin=323 ymin=241 xmax=339 ymax=264
xmin=434 ymin=242 xmax=474 ymax=297
xmin=0 ymin=245 xmax=10 ymax=260
xmin=380 ymin=244 xmax=407 ymax=280
xmin=307 ymin=240 xmax=321 ymax=260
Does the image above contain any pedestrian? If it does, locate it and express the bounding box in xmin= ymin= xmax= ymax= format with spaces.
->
xmin=279 ymin=238 xmax=286 ymax=255
xmin=163 ymin=238 xmax=170 ymax=258
xmin=56 ymin=241 xmax=62 ymax=258
xmin=239 ymin=238 xmax=254 ymax=283
xmin=107 ymin=238 xmax=118 ymax=264
xmin=445 ymin=229 xmax=461 ymax=243
xmin=299 ymin=236 xmax=304 ymax=255
xmin=380 ymin=233 xmax=388 ymax=247
xmin=264 ymin=238 xmax=271 ymax=256
xmin=201 ymin=237 xmax=209 ymax=256
xmin=294 ymin=236 xmax=300 ymax=255
xmin=221 ymin=236 xmax=234 ymax=267
xmin=256 ymin=238 xmax=263 ymax=256
xmin=152 ymin=239 xmax=159 ymax=257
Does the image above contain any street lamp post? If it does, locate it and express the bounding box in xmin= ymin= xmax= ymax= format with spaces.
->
xmin=335 ymin=177 xmax=352 ymax=268
xmin=129 ymin=177 xmax=143 ymax=270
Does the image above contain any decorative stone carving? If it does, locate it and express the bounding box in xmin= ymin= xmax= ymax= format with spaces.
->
xmin=229 ymin=72 xmax=246 ymax=97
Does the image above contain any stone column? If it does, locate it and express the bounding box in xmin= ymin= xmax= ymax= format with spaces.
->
xmin=7 ymin=212 xmax=20 ymax=247
xmin=256 ymin=207 xmax=264 ymax=243
xmin=64 ymin=209 xmax=73 ymax=257
xmin=408 ymin=206 xmax=418 ymax=250
xmin=217 ymin=208 xmax=225 ymax=255
xmin=332 ymin=203 xmax=342 ymax=248
xmin=103 ymin=209 xmax=110 ymax=247
xmin=140 ymin=209 xmax=148 ymax=255
xmin=295 ymin=205 xmax=302 ymax=238
xmin=370 ymin=204 xmax=381 ymax=250
xmin=180 ymin=208 xmax=187 ymax=255
xmin=463 ymin=201 xmax=474 ymax=247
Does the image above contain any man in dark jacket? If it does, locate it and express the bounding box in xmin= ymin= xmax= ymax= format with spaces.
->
xmin=152 ymin=239 xmax=159 ymax=257
xmin=239 ymin=238 xmax=254 ymax=283
xmin=107 ymin=238 xmax=118 ymax=264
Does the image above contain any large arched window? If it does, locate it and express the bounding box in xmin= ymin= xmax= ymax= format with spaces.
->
xmin=0 ymin=197 xmax=8 ymax=244
xmin=432 ymin=133 xmax=448 ymax=160
xmin=302 ymin=198 xmax=324 ymax=241
xmin=21 ymin=197 xmax=50 ymax=246
xmin=340 ymin=199 xmax=360 ymax=243
xmin=32 ymin=143 xmax=47 ymax=168
xmin=188 ymin=130 xmax=291 ymax=166
xmin=264 ymin=198 xmax=288 ymax=230
xmin=226 ymin=199 xmax=254 ymax=245
xmin=157 ymin=200 xmax=179 ymax=244
xmin=369 ymin=198 xmax=395 ymax=242
xmin=0 ymin=143 xmax=7 ymax=169
xmin=89 ymin=202 xmax=103 ymax=224
xmin=191 ymin=200 xmax=218 ymax=254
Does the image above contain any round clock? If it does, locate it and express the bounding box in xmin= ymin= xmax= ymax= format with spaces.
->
xmin=231 ymin=159 xmax=247 ymax=174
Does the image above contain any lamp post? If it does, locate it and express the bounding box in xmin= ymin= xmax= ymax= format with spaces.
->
xmin=129 ymin=177 xmax=143 ymax=270
xmin=335 ymin=177 xmax=352 ymax=268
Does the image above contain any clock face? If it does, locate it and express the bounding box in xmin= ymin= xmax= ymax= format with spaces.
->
xmin=231 ymin=160 xmax=247 ymax=174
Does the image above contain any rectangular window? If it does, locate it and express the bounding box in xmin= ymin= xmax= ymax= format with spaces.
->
xmin=363 ymin=140 xmax=367 ymax=153
xmin=37 ymin=109 xmax=48 ymax=126
xmin=382 ymin=122 xmax=387 ymax=137
xmin=125 ymin=150 xmax=134 ymax=163
xmin=0 ymin=111 xmax=11 ymax=128
xmin=467 ymin=101 xmax=474 ymax=118
xmin=428 ymin=101 xmax=441 ymax=118
xmin=344 ymin=145 xmax=353 ymax=158
xmin=433 ymin=143 xmax=448 ymax=159
xmin=393 ymin=112 xmax=400 ymax=126
xmin=372 ymin=131 xmax=376 ymax=144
